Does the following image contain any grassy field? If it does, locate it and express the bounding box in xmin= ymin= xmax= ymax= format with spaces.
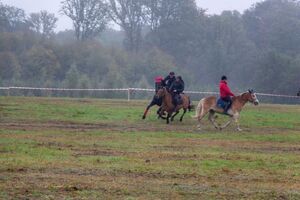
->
xmin=0 ymin=96 xmax=300 ymax=199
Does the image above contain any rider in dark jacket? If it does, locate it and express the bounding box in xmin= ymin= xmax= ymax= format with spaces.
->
xmin=162 ymin=72 xmax=176 ymax=90
xmin=169 ymin=76 xmax=185 ymax=108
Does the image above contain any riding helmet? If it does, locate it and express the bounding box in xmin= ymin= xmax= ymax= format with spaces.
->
xmin=221 ymin=75 xmax=227 ymax=80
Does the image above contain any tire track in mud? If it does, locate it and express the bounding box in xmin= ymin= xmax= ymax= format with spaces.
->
xmin=0 ymin=121 xmax=111 ymax=131
xmin=0 ymin=120 xmax=199 ymax=132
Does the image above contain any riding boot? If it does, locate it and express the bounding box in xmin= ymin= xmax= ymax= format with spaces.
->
xmin=224 ymin=101 xmax=233 ymax=115
xmin=224 ymin=105 xmax=229 ymax=115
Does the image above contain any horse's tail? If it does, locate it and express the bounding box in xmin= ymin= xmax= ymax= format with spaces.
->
xmin=193 ymin=99 xmax=204 ymax=119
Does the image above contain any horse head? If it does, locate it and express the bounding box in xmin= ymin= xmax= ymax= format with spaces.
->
xmin=244 ymin=89 xmax=259 ymax=105
xmin=156 ymin=87 xmax=167 ymax=98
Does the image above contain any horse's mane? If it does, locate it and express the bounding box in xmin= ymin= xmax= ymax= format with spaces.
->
xmin=232 ymin=92 xmax=249 ymax=101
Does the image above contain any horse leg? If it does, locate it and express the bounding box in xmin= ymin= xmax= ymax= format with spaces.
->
xmin=196 ymin=109 xmax=210 ymax=130
xmin=157 ymin=107 xmax=163 ymax=119
xmin=142 ymin=102 xmax=155 ymax=119
xmin=166 ymin=112 xmax=171 ymax=124
xmin=159 ymin=107 xmax=168 ymax=120
xmin=142 ymin=106 xmax=150 ymax=119
xmin=208 ymin=110 xmax=220 ymax=129
xmin=171 ymin=109 xmax=179 ymax=121
xmin=219 ymin=118 xmax=233 ymax=130
xmin=180 ymin=108 xmax=187 ymax=122
xmin=233 ymin=113 xmax=242 ymax=131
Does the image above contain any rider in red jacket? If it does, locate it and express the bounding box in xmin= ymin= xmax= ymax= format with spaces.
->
xmin=219 ymin=75 xmax=235 ymax=112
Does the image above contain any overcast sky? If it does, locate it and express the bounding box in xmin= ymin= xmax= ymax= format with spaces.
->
xmin=2 ymin=0 xmax=264 ymax=32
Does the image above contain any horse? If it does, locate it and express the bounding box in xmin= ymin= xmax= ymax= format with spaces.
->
xmin=142 ymin=95 xmax=163 ymax=119
xmin=156 ymin=87 xmax=192 ymax=124
xmin=194 ymin=89 xmax=259 ymax=131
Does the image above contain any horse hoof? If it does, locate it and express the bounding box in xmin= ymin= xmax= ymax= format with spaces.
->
xmin=142 ymin=116 xmax=146 ymax=120
xmin=237 ymin=128 xmax=242 ymax=132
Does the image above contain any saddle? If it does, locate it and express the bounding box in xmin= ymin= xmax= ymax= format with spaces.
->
xmin=173 ymin=94 xmax=183 ymax=105
xmin=217 ymin=98 xmax=231 ymax=112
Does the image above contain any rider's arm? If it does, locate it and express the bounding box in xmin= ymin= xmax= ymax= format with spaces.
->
xmin=226 ymin=86 xmax=235 ymax=97
xmin=162 ymin=76 xmax=170 ymax=87
xmin=221 ymin=84 xmax=235 ymax=97
xmin=169 ymin=82 xmax=175 ymax=92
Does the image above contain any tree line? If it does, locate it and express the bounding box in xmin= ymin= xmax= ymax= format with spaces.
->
xmin=0 ymin=0 xmax=300 ymax=97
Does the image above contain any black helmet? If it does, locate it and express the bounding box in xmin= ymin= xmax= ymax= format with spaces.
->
xmin=169 ymin=72 xmax=175 ymax=76
xmin=221 ymin=75 xmax=227 ymax=80
xmin=176 ymin=76 xmax=182 ymax=80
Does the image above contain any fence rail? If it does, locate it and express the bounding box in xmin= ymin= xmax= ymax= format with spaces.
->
xmin=0 ymin=86 xmax=299 ymax=103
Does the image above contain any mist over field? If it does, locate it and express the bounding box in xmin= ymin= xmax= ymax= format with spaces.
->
xmin=1 ymin=1 xmax=300 ymax=199
xmin=0 ymin=0 xmax=300 ymax=97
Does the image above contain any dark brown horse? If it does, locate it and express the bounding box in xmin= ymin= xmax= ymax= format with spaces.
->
xmin=142 ymin=95 xmax=163 ymax=120
xmin=156 ymin=87 xmax=191 ymax=124
xmin=194 ymin=90 xmax=259 ymax=131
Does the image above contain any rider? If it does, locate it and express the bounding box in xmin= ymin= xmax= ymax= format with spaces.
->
xmin=169 ymin=76 xmax=185 ymax=109
xmin=219 ymin=75 xmax=235 ymax=113
xmin=162 ymin=72 xmax=176 ymax=90
xmin=155 ymin=75 xmax=164 ymax=93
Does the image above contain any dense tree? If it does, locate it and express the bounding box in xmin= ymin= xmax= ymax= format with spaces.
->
xmin=28 ymin=11 xmax=58 ymax=38
xmin=64 ymin=63 xmax=80 ymax=88
xmin=243 ymin=0 xmax=300 ymax=54
xmin=0 ymin=3 xmax=28 ymax=32
xmin=20 ymin=45 xmax=60 ymax=84
xmin=108 ymin=0 xmax=146 ymax=52
xmin=144 ymin=0 xmax=178 ymax=31
xmin=149 ymin=0 xmax=205 ymax=67
xmin=0 ymin=51 xmax=21 ymax=83
xmin=61 ymin=0 xmax=110 ymax=40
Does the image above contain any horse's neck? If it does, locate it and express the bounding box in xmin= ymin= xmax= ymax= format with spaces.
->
xmin=163 ymin=92 xmax=173 ymax=107
xmin=232 ymin=94 xmax=248 ymax=108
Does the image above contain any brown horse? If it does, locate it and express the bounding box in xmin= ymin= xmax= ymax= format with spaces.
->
xmin=156 ymin=87 xmax=191 ymax=124
xmin=194 ymin=90 xmax=259 ymax=131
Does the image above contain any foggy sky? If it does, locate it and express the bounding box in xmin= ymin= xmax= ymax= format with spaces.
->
xmin=2 ymin=0 xmax=264 ymax=32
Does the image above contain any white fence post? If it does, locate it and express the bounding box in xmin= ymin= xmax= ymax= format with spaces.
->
xmin=127 ymin=88 xmax=131 ymax=101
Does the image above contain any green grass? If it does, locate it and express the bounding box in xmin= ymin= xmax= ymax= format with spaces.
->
xmin=0 ymin=96 xmax=300 ymax=199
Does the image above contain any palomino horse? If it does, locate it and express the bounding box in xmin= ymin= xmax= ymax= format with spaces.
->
xmin=156 ymin=87 xmax=191 ymax=124
xmin=194 ymin=90 xmax=259 ymax=131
